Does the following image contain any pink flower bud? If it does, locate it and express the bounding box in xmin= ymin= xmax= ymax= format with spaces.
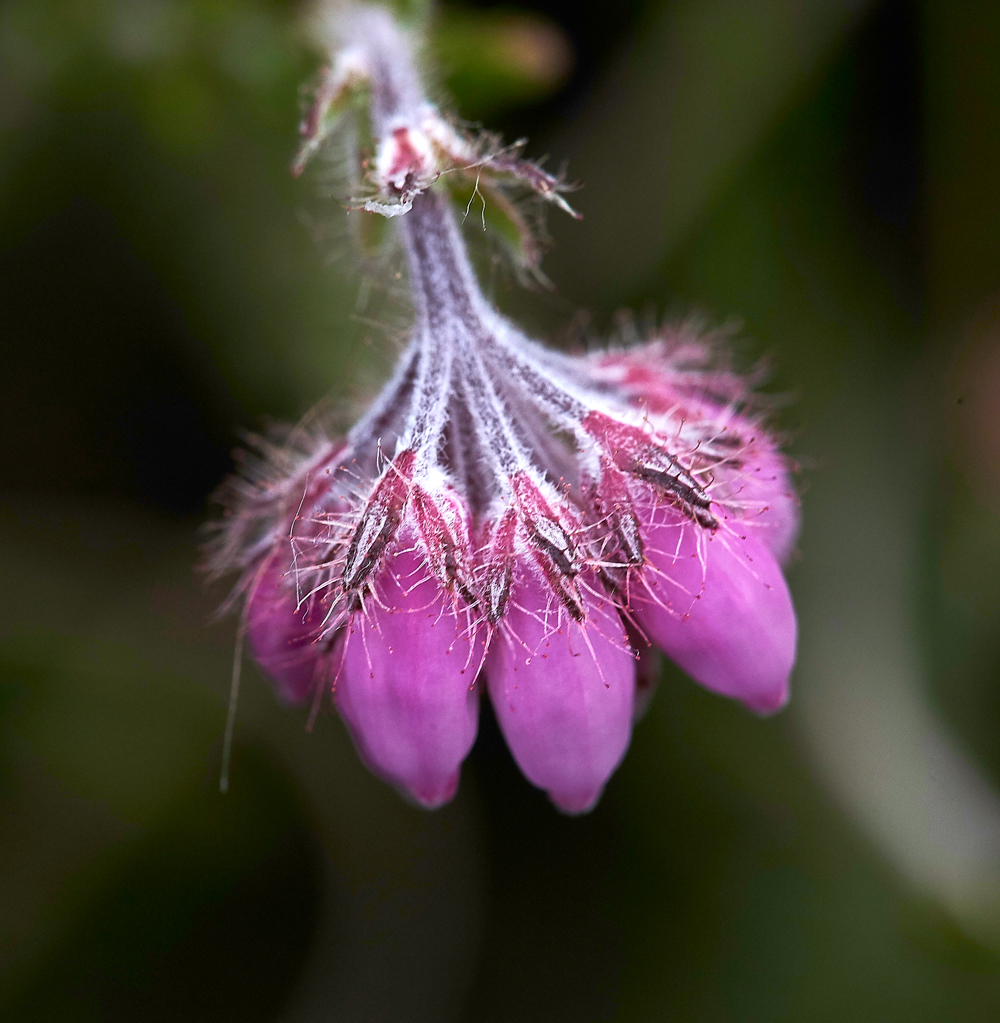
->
xmin=245 ymin=553 xmax=333 ymax=705
xmin=241 ymin=453 xmax=353 ymax=705
xmin=486 ymin=573 xmax=636 ymax=813
xmin=588 ymin=344 xmax=800 ymax=564
xmin=336 ymin=535 xmax=484 ymax=808
xmin=710 ymin=438 xmax=800 ymax=567
xmin=632 ymin=513 xmax=796 ymax=714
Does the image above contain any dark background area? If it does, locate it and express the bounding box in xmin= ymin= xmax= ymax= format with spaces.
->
xmin=3 ymin=0 xmax=1000 ymax=1019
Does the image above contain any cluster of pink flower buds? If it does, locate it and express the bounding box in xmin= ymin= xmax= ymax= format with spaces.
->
xmin=207 ymin=4 xmax=799 ymax=813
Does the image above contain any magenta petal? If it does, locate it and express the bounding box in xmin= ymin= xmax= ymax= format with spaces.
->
xmin=246 ymin=554 xmax=331 ymax=705
xmin=741 ymin=486 xmax=800 ymax=567
xmin=722 ymin=446 xmax=800 ymax=567
xmin=336 ymin=544 xmax=483 ymax=808
xmin=635 ymin=520 xmax=796 ymax=713
xmin=486 ymin=576 xmax=636 ymax=814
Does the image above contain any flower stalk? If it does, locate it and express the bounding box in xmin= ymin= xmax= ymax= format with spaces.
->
xmin=207 ymin=3 xmax=799 ymax=812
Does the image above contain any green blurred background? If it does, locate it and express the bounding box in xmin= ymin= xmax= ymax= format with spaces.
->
xmin=3 ymin=0 xmax=1000 ymax=1019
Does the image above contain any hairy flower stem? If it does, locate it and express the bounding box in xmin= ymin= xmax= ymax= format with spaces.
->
xmin=400 ymin=190 xmax=484 ymax=332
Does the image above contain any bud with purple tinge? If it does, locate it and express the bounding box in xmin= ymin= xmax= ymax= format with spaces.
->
xmin=205 ymin=3 xmax=800 ymax=813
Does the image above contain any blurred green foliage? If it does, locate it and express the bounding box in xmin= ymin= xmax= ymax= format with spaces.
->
xmin=433 ymin=8 xmax=572 ymax=118
xmin=2 ymin=0 xmax=1000 ymax=1020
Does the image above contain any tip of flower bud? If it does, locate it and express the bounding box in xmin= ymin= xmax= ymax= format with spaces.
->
xmin=408 ymin=770 xmax=461 ymax=810
xmin=548 ymin=786 xmax=605 ymax=815
xmin=744 ymin=682 xmax=791 ymax=716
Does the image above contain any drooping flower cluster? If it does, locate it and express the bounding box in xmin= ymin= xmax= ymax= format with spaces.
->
xmin=206 ymin=4 xmax=799 ymax=813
